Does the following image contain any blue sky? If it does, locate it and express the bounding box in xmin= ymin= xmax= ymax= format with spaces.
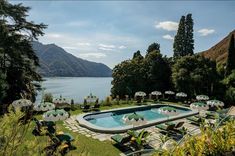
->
xmin=11 ymin=0 xmax=235 ymax=68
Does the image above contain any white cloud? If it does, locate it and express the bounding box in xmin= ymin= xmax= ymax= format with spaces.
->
xmin=198 ymin=29 xmax=215 ymax=36
xmin=155 ymin=21 xmax=178 ymax=31
xmin=98 ymin=44 xmax=116 ymax=49
xmin=76 ymin=42 xmax=91 ymax=46
xmin=162 ymin=34 xmax=174 ymax=40
xmin=119 ymin=45 xmax=127 ymax=49
xmin=98 ymin=44 xmax=116 ymax=51
xmin=63 ymin=46 xmax=77 ymax=50
xmin=78 ymin=53 xmax=107 ymax=59
xmin=45 ymin=33 xmax=62 ymax=38
xmin=98 ymin=47 xmax=114 ymax=51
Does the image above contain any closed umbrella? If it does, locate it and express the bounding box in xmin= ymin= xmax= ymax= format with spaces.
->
xmin=34 ymin=102 xmax=55 ymax=112
xmin=196 ymin=95 xmax=209 ymax=101
xmin=190 ymin=102 xmax=209 ymax=111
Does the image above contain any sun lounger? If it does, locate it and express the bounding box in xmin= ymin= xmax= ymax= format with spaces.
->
xmin=155 ymin=122 xmax=175 ymax=132
xmin=187 ymin=116 xmax=204 ymax=125
xmin=111 ymin=134 xmax=132 ymax=145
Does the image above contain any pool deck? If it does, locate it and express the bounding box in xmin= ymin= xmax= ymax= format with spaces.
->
xmin=64 ymin=115 xmax=202 ymax=153
xmin=76 ymin=104 xmax=198 ymax=134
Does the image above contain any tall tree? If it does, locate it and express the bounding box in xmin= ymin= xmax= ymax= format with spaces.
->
xmin=0 ymin=0 xmax=46 ymax=106
xmin=185 ymin=13 xmax=194 ymax=55
xmin=173 ymin=14 xmax=194 ymax=58
xmin=226 ymin=34 xmax=235 ymax=76
xmin=145 ymin=50 xmax=172 ymax=93
xmin=173 ymin=16 xmax=186 ymax=58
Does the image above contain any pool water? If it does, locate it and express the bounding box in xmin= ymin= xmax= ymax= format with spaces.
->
xmin=84 ymin=105 xmax=190 ymax=128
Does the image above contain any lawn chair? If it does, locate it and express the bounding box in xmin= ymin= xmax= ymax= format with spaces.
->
xmin=155 ymin=122 xmax=176 ymax=134
xmin=81 ymin=104 xmax=90 ymax=112
xmin=45 ymin=132 xmax=74 ymax=156
xmin=111 ymin=134 xmax=132 ymax=146
xmin=168 ymin=121 xmax=186 ymax=135
xmin=186 ymin=116 xmax=204 ymax=126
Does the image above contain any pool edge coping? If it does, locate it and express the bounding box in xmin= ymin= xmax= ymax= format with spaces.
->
xmin=76 ymin=104 xmax=199 ymax=134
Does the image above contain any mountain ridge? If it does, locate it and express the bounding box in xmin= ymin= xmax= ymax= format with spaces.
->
xmin=200 ymin=30 xmax=235 ymax=65
xmin=32 ymin=41 xmax=112 ymax=77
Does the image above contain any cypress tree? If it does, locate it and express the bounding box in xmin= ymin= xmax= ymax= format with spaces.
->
xmin=173 ymin=16 xmax=186 ymax=58
xmin=173 ymin=14 xmax=194 ymax=58
xmin=185 ymin=13 xmax=194 ymax=55
xmin=226 ymin=34 xmax=235 ymax=76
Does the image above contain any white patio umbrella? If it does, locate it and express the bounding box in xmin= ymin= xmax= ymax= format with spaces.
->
xmin=176 ymin=92 xmax=187 ymax=98
xmin=33 ymin=102 xmax=55 ymax=112
xmin=151 ymin=91 xmax=162 ymax=96
xmin=158 ymin=106 xmax=179 ymax=116
xmin=43 ymin=109 xmax=69 ymax=121
xmin=53 ymin=97 xmax=69 ymax=104
xmin=122 ymin=112 xmax=146 ymax=126
xmin=196 ymin=95 xmax=209 ymax=101
xmin=190 ymin=102 xmax=209 ymax=111
xmin=134 ymin=91 xmax=146 ymax=97
xmin=12 ymin=99 xmax=32 ymax=108
xmin=85 ymin=93 xmax=98 ymax=103
xmin=164 ymin=91 xmax=175 ymax=95
xmin=206 ymin=100 xmax=224 ymax=107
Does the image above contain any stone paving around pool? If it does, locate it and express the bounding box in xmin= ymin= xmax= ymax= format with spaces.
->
xmin=64 ymin=115 xmax=201 ymax=150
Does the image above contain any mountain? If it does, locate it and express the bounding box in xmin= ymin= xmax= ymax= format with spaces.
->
xmin=201 ymin=30 xmax=235 ymax=65
xmin=32 ymin=41 xmax=112 ymax=77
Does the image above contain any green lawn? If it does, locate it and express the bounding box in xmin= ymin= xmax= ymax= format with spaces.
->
xmin=30 ymin=102 xmax=140 ymax=156
xmin=29 ymin=101 xmax=182 ymax=156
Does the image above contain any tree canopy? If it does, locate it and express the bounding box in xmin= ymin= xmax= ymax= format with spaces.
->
xmin=172 ymin=55 xmax=218 ymax=97
xmin=0 ymin=0 xmax=47 ymax=106
xmin=111 ymin=43 xmax=171 ymax=97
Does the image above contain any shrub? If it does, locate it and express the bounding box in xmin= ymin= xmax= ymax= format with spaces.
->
xmin=225 ymin=87 xmax=235 ymax=105
xmin=0 ymin=107 xmax=42 ymax=155
xmin=43 ymin=92 xmax=53 ymax=103
xmin=153 ymin=120 xmax=235 ymax=156
xmin=105 ymin=96 xmax=112 ymax=106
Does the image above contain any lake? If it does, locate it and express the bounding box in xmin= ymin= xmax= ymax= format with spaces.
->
xmin=36 ymin=77 xmax=112 ymax=104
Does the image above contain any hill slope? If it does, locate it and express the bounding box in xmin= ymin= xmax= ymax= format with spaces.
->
xmin=32 ymin=41 xmax=112 ymax=77
xmin=201 ymin=30 xmax=235 ymax=65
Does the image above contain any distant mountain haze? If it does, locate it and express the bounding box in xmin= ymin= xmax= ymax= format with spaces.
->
xmin=201 ymin=30 xmax=235 ymax=65
xmin=32 ymin=41 xmax=112 ymax=77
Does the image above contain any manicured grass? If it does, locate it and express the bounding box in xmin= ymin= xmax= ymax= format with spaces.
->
xmin=29 ymin=102 xmax=140 ymax=156
xmin=29 ymin=101 xmax=183 ymax=156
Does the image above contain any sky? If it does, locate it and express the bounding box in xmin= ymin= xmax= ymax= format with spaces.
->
xmin=10 ymin=0 xmax=235 ymax=68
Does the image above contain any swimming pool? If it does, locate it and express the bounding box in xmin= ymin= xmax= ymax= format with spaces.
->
xmin=77 ymin=104 xmax=198 ymax=133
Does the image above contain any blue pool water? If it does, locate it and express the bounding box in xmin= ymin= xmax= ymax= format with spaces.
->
xmin=84 ymin=105 xmax=191 ymax=128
